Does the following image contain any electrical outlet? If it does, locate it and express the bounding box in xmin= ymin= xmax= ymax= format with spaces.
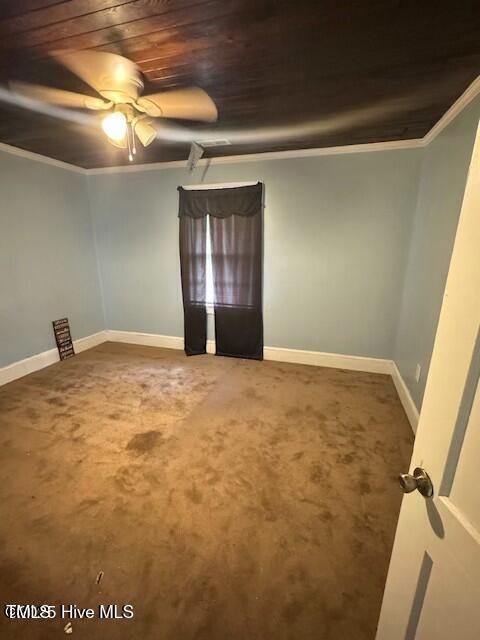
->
xmin=415 ymin=363 xmax=421 ymax=383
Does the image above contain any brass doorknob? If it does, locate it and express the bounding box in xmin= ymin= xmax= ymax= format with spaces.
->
xmin=399 ymin=467 xmax=433 ymax=498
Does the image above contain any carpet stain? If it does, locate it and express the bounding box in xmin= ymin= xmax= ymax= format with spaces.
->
xmin=184 ymin=485 xmax=203 ymax=504
xmin=126 ymin=430 xmax=163 ymax=455
xmin=283 ymin=599 xmax=305 ymax=624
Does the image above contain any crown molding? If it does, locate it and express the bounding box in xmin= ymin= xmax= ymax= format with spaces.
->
xmin=1 ymin=75 xmax=479 ymax=175
xmin=0 ymin=141 xmax=86 ymax=174
xmin=86 ymin=138 xmax=423 ymax=175
xmin=423 ymin=75 xmax=480 ymax=146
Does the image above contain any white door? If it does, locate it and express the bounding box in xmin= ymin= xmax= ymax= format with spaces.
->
xmin=376 ymin=122 xmax=480 ymax=639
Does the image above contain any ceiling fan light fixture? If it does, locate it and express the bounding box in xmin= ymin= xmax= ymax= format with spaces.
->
xmin=10 ymin=50 xmax=218 ymax=164
xmin=134 ymin=118 xmax=157 ymax=147
xmin=102 ymin=111 xmax=127 ymax=141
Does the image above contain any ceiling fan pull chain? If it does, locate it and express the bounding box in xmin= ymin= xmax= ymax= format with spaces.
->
xmin=126 ymin=123 xmax=133 ymax=162
xmin=131 ymin=123 xmax=137 ymax=156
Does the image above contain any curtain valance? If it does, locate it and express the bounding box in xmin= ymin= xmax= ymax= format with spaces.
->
xmin=178 ymin=182 xmax=263 ymax=218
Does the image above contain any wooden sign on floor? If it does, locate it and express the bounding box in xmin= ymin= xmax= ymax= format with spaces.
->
xmin=52 ymin=317 xmax=75 ymax=360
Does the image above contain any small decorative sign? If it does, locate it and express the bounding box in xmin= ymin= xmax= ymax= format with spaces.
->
xmin=52 ymin=318 xmax=75 ymax=361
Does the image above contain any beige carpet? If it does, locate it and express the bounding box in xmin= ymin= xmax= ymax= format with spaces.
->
xmin=0 ymin=342 xmax=413 ymax=639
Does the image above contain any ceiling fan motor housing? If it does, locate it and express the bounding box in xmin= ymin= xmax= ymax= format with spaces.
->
xmin=99 ymin=84 xmax=144 ymax=106
xmin=114 ymin=103 xmax=137 ymax=123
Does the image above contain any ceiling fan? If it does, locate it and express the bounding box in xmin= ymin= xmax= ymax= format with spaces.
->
xmin=10 ymin=49 xmax=218 ymax=161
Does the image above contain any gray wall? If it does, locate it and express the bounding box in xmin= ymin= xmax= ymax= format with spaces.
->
xmin=394 ymin=95 xmax=480 ymax=410
xmin=88 ymin=150 xmax=422 ymax=358
xmin=0 ymin=150 xmax=104 ymax=367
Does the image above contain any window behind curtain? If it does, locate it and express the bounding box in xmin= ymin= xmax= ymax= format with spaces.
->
xmin=205 ymin=215 xmax=215 ymax=306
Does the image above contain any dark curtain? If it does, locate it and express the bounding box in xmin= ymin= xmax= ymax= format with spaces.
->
xmin=179 ymin=214 xmax=207 ymax=355
xmin=210 ymin=207 xmax=263 ymax=359
xmin=178 ymin=182 xmax=263 ymax=360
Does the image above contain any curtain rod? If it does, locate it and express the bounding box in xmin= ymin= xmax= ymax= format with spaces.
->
xmin=181 ymin=181 xmax=258 ymax=190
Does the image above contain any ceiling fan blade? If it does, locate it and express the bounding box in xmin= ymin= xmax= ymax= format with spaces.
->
xmin=9 ymin=81 xmax=111 ymax=110
xmin=134 ymin=119 xmax=156 ymax=147
xmin=53 ymin=50 xmax=143 ymax=104
xmin=136 ymin=87 xmax=218 ymax=122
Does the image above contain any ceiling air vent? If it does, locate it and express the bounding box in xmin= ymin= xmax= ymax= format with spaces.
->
xmin=197 ymin=138 xmax=232 ymax=148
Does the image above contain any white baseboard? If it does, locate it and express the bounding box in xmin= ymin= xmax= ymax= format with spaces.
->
xmin=206 ymin=339 xmax=215 ymax=354
xmin=1 ymin=328 xmax=419 ymax=434
xmin=106 ymin=330 xmax=391 ymax=373
xmin=264 ymin=345 xmax=392 ymax=374
xmin=0 ymin=348 xmax=59 ymax=387
xmin=0 ymin=330 xmax=107 ymax=387
xmin=390 ymin=362 xmax=420 ymax=433
xmin=74 ymin=330 xmax=108 ymax=353
xmin=105 ymin=330 xmax=219 ymax=354
xmin=105 ymin=329 xmax=183 ymax=350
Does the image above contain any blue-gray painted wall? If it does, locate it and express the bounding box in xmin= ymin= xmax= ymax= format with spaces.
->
xmin=394 ymin=96 xmax=480 ymax=409
xmin=0 ymin=151 xmax=104 ymax=367
xmin=88 ymin=151 xmax=421 ymax=359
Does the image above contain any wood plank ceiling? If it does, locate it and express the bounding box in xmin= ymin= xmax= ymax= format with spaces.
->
xmin=0 ymin=1 xmax=480 ymax=168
